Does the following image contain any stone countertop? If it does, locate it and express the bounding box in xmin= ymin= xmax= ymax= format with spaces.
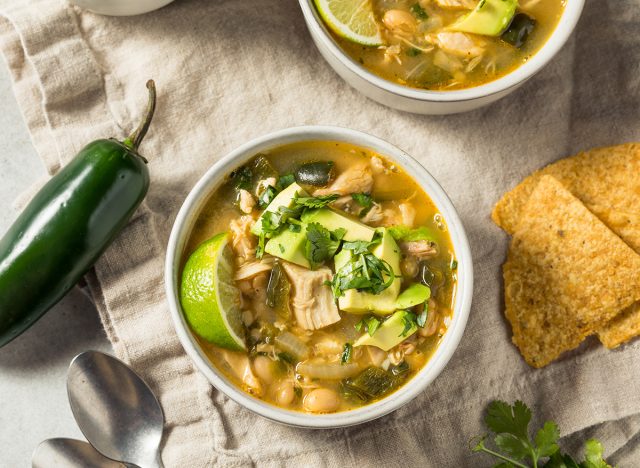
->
xmin=0 ymin=60 xmax=112 ymax=468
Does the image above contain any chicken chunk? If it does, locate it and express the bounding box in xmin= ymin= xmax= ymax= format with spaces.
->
xmin=434 ymin=0 xmax=475 ymax=9
xmin=281 ymin=262 xmax=341 ymax=330
xmin=428 ymin=32 xmax=485 ymax=58
xmin=400 ymin=240 xmax=439 ymax=260
xmin=229 ymin=215 xmax=257 ymax=265
xmin=220 ymin=350 xmax=263 ymax=397
xmin=313 ymin=161 xmax=373 ymax=196
xmin=238 ymin=189 xmax=256 ymax=214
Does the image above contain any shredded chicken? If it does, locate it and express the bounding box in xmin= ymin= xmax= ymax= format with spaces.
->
xmin=400 ymin=240 xmax=439 ymax=260
xmin=229 ymin=215 xmax=257 ymax=265
xmin=399 ymin=202 xmax=416 ymax=227
xmin=428 ymin=32 xmax=485 ymax=58
xmin=280 ymin=262 xmax=341 ymax=330
xmin=434 ymin=0 xmax=475 ymax=9
xmin=220 ymin=350 xmax=263 ymax=397
xmin=234 ymin=257 xmax=274 ymax=281
xmin=313 ymin=161 xmax=373 ymax=196
xmin=370 ymin=156 xmax=389 ymax=175
xmin=361 ymin=202 xmax=384 ymax=225
xmin=366 ymin=346 xmax=387 ymax=367
xmin=238 ymin=189 xmax=256 ymax=214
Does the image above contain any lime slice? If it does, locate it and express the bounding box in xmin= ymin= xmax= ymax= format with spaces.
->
xmin=180 ymin=232 xmax=246 ymax=351
xmin=314 ymin=0 xmax=383 ymax=46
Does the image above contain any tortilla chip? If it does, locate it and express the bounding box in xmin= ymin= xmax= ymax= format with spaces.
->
xmin=493 ymin=143 xmax=640 ymax=349
xmin=504 ymin=176 xmax=640 ymax=367
xmin=598 ymin=302 xmax=640 ymax=349
xmin=492 ymin=142 xmax=640 ymax=239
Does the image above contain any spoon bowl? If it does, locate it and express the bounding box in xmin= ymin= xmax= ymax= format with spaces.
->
xmin=32 ymin=438 xmax=124 ymax=468
xmin=67 ymin=351 xmax=164 ymax=468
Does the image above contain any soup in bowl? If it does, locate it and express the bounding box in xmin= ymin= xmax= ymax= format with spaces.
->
xmin=166 ymin=126 xmax=473 ymax=427
xmin=299 ymin=0 xmax=584 ymax=114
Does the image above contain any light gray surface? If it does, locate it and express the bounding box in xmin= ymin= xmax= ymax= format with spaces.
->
xmin=0 ymin=59 xmax=112 ymax=468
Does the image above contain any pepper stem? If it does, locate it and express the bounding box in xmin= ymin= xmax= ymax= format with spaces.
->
xmin=125 ymin=80 xmax=156 ymax=151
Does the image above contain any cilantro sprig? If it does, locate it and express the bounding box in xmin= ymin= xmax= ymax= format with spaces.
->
xmin=294 ymin=193 xmax=339 ymax=209
xmin=472 ymin=400 xmax=612 ymax=468
xmin=304 ymin=223 xmax=346 ymax=268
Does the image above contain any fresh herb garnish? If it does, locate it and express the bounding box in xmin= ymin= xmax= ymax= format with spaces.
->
xmin=304 ymin=222 xmax=343 ymax=268
xmin=256 ymin=232 xmax=266 ymax=259
xmin=356 ymin=315 xmax=382 ymax=336
xmin=351 ymin=192 xmax=374 ymax=216
xmin=258 ymin=185 xmax=278 ymax=209
xmin=277 ymin=173 xmax=295 ymax=190
xmin=472 ymin=400 xmax=612 ymax=468
xmin=330 ymin=252 xmax=395 ymax=298
xmin=294 ymin=193 xmax=340 ymax=209
xmin=410 ymin=3 xmax=428 ymax=19
xmin=288 ymin=223 xmax=301 ymax=233
xmin=400 ymin=312 xmax=418 ymax=337
xmin=341 ymin=343 xmax=352 ymax=364
xmin=417 ymin=308 xmax=428 ymax=328
xmin=406 ymin=48 xmax=421 ymax=57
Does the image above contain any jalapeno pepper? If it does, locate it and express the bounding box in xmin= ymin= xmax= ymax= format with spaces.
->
xmin=0 ymin=80 xmax=157 ymax=347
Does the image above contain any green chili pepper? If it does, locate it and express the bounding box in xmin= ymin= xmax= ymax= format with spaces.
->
xmin=0 ymin=80 xmax=157 ymax=348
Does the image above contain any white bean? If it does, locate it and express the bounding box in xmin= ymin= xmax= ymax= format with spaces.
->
xmin=303 ymin=388 xmax=340 ymax=413
xmin=276 ymin=382 xmax=295 ymax=406
xmin=252 ymin=356 xmax=276 ymax=384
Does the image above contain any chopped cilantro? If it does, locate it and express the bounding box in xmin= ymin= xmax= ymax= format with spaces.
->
xmin=256 ymin=232 xmax=266 ymax=259
xmin=258 ymin=185 xmax=278 ymax=209
xmin=400 ymin=312 xmax=418 ymax=337
xmin=294 ymin=193 xmax=339 ymax=209
xmin=351 ymin=192 xmax=374 ymax=216
xmin=288 ymin=223 xmax=301 ymax=233
xmin=277 ymin=173 xmax=295 ymax=190
xmin=406 ymin=48 xmax=422 ymax=57
xmin=304 ymin=223 xmax=343 ymax=268
xmin=230 ymin=166 xmax=252 ymax=190
xmin=278 ymin=244 xmax=285 ymax=254
xmin=330 ymin=251 xmax=395 ymax=298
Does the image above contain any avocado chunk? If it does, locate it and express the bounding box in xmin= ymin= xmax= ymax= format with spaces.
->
xmin=354 ymin=310 xmax=418 ymax=351
xmin=395 ymin=284 xmax=431 ymax=309
xmin=449 ymin=0 xmax=517 ymax=36
xmin=335 ymin=228 xmax=402 ymax=315
xmin=264 ymin=226 xmax=311 ymax=268
xmin=301 ymin=208 xmax=375 ymax=242
xmin=251 ymin=182 xmax=308 ymax=237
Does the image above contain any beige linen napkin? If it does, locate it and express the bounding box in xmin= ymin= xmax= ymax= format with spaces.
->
xmin=1 ymin=0 xmax=639 ymax=465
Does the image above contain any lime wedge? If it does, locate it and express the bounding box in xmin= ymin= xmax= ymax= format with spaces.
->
xmin=314 ymin=0 xmax=383 ymax=46
xmin=180 ymin=232 xmax=246 ymax=351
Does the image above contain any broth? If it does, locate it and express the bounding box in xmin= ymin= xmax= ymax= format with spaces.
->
xmin=332 ymin=0 xmax=565 ymax=91
xmin=183 ymin=141 xmax=457 ymax=413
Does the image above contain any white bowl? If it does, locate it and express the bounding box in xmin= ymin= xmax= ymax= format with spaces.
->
xmin=298 ymin=0 xmax=585 ymax=114
xmin=165 ymin=126 xmax=474 ymax=428
xmin=70 ymin=0 xmax=176 ymax=16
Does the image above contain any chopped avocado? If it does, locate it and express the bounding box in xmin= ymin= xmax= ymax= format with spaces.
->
xmin=336 ymin=228 xmax=402 ymax=315
xmin=354 ymin=310 xmax=418 ymax=351
xmin=396 ymin=284 xmax=431 ymax=309
xmin=449 ymin=0 xmax=517 ymax=36
xmin=302 ymin=208 xmax=375 ymax=242
xmin=251 ymin=182 xmax=308 ymax=236
xmin=265 ymin=225 xmax=311 ymax=268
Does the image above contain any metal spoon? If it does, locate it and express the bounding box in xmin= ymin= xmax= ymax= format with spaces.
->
xmin=32 ymin=438 xmax=125 ymax=468
xmin=67 ymin=351 xmax=164 ymax=468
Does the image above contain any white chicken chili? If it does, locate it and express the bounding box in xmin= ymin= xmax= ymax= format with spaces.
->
xmin=331 ymin=0 xmax=565 ymax=91
xmin=181 ymin=141 xmax=457 ymax=413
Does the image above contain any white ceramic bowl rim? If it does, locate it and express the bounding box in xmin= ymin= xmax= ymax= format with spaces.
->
xmin=165 ymin=125 xmax=474 ymax=428
xmin=299 ymin=0 xmax=585 ymax=102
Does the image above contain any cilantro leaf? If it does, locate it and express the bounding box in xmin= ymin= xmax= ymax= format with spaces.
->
xmin=472 ymin=400 xmax=611 ymax=468
xmin=485 ymin=400 xmax=532 ymax=440
xmin=535 ymin=422 xmax=560 ymax=458
xmin=294 ymin=194 xmax=339 ymax=209
xmin=399 ymin=312 xmax=418 ymax=337
xmin=304 ymin=222 xmax=342 ymax=268
xmin=351 ymin=192 xmax=373 ymax=216
xmin=366 ymin=316 xmax=381 ymax=336
xmin=580 ymin=440 xmax=609 ymax=468
xmin=258 ymin=185 xmax=278 ymax=209
xmin=277 ymin=173 xmax=295 ymax=190
xmin=410 ymin=3 xmax=428 ymax=19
